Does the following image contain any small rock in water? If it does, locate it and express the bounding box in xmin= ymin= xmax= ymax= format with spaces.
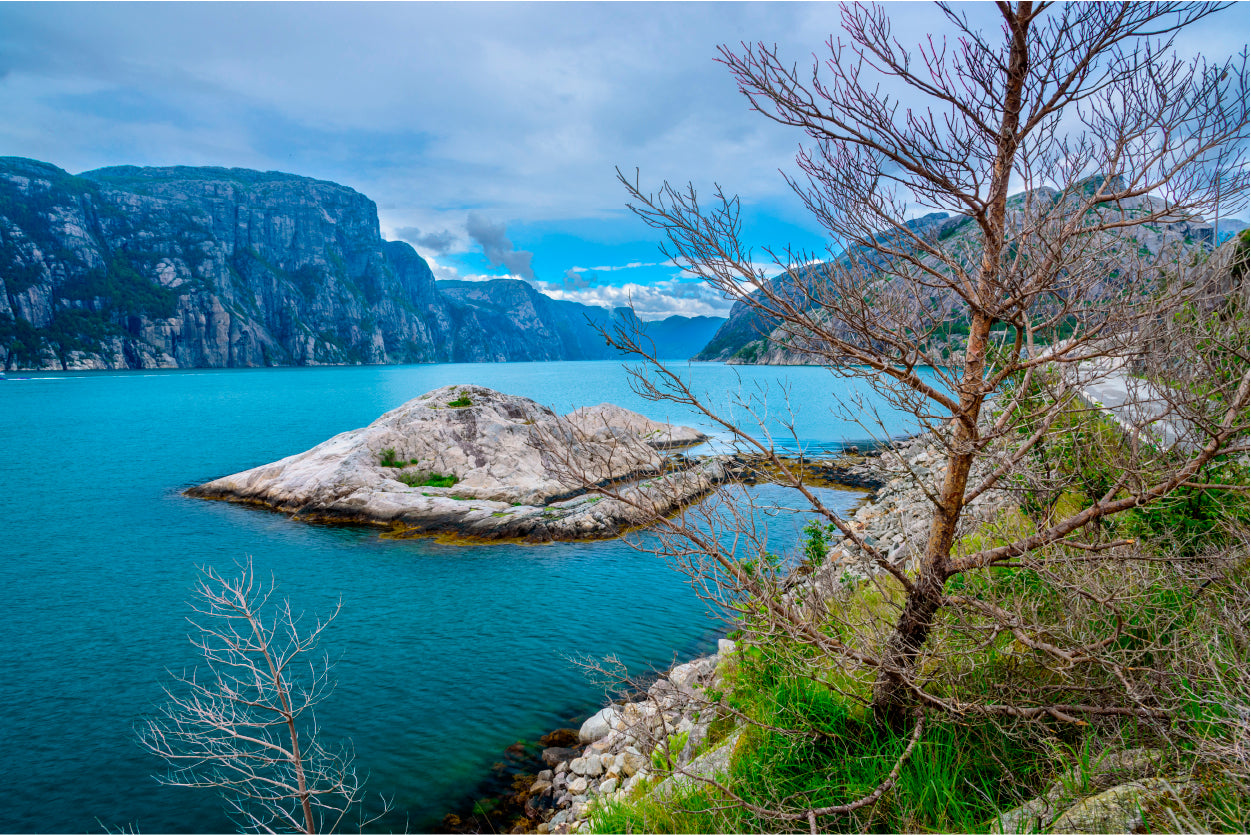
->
xmin=540 ymin=728 xmax=581 ymax=748
xmin=543 ymin=747 xmax=576 ymax=767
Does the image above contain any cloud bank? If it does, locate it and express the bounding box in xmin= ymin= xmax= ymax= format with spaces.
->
xmin=466 ymin=213 xmax=535 ymax=281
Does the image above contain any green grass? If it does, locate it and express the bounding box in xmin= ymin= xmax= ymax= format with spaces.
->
xmin=396 ymin=471 xmax=459 ymax=489
xmin=596 ymin=629 xmax=1059 ymax=834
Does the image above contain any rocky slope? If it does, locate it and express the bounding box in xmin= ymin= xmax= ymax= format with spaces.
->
xmin=0 ymin=157 xmax=722 ymax=370
xmin=188 ymin=384 xmax=719 ymax=542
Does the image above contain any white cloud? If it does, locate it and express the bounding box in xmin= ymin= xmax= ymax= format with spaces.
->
xmin=567 ymin=261 xmax=664 ymax=273
xmin=538 ymin=279 xmax=734 ymax=321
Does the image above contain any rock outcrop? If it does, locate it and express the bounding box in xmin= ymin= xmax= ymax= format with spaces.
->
xmin=0 ymin=157 xmax=723 ymax=370
xmin=188 ymin=385 xmax=717 ymax=541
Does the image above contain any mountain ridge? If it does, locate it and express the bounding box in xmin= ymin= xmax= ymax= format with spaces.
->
xmin=0 ymin=157 xmax=722 ymax=370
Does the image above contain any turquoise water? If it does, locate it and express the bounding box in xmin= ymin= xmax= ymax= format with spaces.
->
xmin=0 ymin=361 xmax=923 ymax=833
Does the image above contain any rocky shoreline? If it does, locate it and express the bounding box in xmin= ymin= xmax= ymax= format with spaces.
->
xmin=444 ymin=435 xmax=977 ymax=834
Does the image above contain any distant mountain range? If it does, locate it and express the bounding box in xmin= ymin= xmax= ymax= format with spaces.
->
xmin=696 ymin=192 xmax=1247 ymax=366
xmin=0 ymin=157 xmax=723 ymax=370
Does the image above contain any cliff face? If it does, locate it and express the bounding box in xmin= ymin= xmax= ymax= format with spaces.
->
xmin=0 ymin=158 xmax=724 ymax=370
xmin=0 ymin=157 xmax=457 ymax=369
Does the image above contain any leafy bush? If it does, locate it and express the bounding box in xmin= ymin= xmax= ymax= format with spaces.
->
xmin=448 ymin=392 xmax=473 ymax=408
xmin=379 ymin=448 xmax=400 ymax=467
xmin=1121 ymin=460 xmax=1249 ymax=557
xmin=396 ymin=471 xmax=459 ymax=489
xmin=801 ymin=520 xmax=834 ymax=567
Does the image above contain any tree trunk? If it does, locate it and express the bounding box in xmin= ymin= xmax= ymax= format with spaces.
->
xmin=869 ymin=2 xmax=1032 ymax=729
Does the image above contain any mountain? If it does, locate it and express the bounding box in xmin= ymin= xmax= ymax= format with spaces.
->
xmin=625 ymin=313 xmax=726 ymax=360
xmin=0 ymin=157 xmax=721 ymax=370
xmin=437 ymin=279 xmax=724 ymax=362
xmin=694 ymin=191 xmax=1228 ymax=365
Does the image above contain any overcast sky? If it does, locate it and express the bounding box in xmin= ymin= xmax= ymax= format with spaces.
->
xmin=1 ymin=1 xmax=1246 ymax=318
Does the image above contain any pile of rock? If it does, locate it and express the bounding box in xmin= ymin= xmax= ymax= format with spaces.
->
xmin=723 ymin=451 xmax=886 ymax=490
xmin=816 ymin=436 xmax=1013 ymax=581
xmin=525 ymin=640 xmax=738 ymax=834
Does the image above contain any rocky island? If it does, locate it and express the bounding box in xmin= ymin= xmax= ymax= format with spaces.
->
xmin=188 ymin=385 xmax=720 ymax=541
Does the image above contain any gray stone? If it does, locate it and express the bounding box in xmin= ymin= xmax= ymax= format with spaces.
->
xmin=568 ymin=777 xmax=589 ymax=795
xmin=530 ymin=779 xmax=553 ymax=795
xmin=620 ymin=750 xmax=647 ymax=777
xmin=570 ymin=755 xmax=603 ymax=778
xmin=550 ymin=810 xmax=569 ymax=827
xmin=537 ymin=768 xmax=554 ymax=782
xmin=579 ymin=706 xmax=622 ymax=744
xmin=990 ymin=749 xmax=1169 ymax=833
xmin=565 ymin=403 xmax=708 ymax=449
xmin=669 ymin=661 xmax=702 ymax=690
xmin=598 ymin=777 xmax=619 ymax=795
xmin=1051 ymin=778 xmax=1196 ymax=834
xmin=717 ymin=638 xmax=737 ymax=655
xmin=653 ymin=728 xmax=743 ymax=798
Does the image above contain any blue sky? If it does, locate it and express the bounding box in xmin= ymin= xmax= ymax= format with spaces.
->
xmin=1 ymin=1 xmax=1247 ymax=318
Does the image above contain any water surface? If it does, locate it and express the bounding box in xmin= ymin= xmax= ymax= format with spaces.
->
xmin=0 ymin=361 xmax=922 ymax=832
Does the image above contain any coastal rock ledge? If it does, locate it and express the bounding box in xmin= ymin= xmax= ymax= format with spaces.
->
xmin=187 ymin=385 xmax=718 ymax=541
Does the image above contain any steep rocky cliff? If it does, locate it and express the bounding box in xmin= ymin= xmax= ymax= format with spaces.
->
xmin=0 ymin=157 xmax=722 ymax=370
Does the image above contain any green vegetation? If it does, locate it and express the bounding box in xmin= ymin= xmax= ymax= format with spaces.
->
xmin=396 ymin=472 xmax=459 ymax=489
xmin=592 ymin=396 xmax=1248 ymax=832
xmin=448 ymin=392 xmax=473 ymax=408
xmin=60 ymin=255 xmax=182 ymax=320
xmin=378 ymin=449 xmax=460 ymax=488
xmin=801 ymin=520 xmax=834 ymax=567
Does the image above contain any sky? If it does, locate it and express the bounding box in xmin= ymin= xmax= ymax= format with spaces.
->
xmin=1 ymin=1 xmax=1247 ymax=319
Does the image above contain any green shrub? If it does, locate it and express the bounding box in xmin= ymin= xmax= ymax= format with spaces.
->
xmin=448 ymin=392 xmax=473 ymax=408
xmin=802 ymin=520 xmax=834 ymax=567
xmin=395 ymin=471 xmax=459 ymax=489
xmin=1121 ymin=461 xmax=1248 ymax=557
xmin=378 ymin=447 xmax=400 ymax=467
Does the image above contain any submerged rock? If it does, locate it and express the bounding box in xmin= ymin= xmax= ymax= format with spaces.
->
xmin=188 ymin=385 xmax=717 ymax=541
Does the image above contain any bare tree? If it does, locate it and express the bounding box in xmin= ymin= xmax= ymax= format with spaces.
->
xmin=138 ymin=559 xmax=378 ymax=834
xmin=515 ymin=15 xmax=1251 ymax=829
xmin=608 ymin=0 xmax=1248 ymax=733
